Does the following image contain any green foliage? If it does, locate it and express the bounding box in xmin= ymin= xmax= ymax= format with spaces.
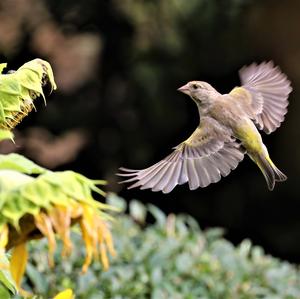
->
xmin=115 ymin=0 xmax=249 ymax=54
xmin=0 ymin=153 xmax=46 ymax=175
xmin=0 ymin=254 xmax=17 ymax=298
xmin=16 ymin=195 xmax=300 ymax=299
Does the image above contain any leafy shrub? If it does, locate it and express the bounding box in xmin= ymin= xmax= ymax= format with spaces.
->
xmin=15 ymin=195 xmax=300 ymax=299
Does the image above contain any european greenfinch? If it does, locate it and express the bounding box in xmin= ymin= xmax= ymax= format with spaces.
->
xmin=118 ymin=62 xmax=292 ymax=193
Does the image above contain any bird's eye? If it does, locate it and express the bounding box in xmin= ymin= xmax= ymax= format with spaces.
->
xmin=192 ymin=84 xmax=198 ymax=89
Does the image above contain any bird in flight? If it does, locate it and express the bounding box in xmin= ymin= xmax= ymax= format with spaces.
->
xmin=118 ymin=62 xmax=292 ymax=193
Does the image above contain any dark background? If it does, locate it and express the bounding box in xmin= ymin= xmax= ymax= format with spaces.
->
xmin=1 ymin=0 xmax=300 ymax=262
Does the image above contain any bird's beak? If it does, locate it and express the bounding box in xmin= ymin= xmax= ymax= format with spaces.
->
xmin=177 ymin=84 xmax=190 ymax=95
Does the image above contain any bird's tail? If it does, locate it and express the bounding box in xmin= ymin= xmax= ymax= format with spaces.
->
xmin=253 ymin=153 xmax=287 ymax=191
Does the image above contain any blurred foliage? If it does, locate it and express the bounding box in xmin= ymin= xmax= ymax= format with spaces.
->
xmin=13 ymin=195 xmax=300 ymax=299
xmin=115 ymin=0 xmax=251 ymax=56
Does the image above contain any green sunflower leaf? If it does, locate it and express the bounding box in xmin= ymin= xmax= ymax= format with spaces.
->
xmin=0 ymin=154 xmax=46 ymax=175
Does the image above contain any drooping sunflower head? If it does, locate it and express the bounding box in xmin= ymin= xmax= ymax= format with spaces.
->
xmin=0 ymin=154 xmax=117 ymax=294
xmin=0 ymin=59 xmax=57 ymax=132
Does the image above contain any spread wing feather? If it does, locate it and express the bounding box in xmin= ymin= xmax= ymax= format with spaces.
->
xmin=118 ymin=116 xmax=245 ymax=193
xmin=231 ymin=61 xmax=292 ymax=134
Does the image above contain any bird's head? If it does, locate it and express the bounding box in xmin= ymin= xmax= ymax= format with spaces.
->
xmin=177 ymin=81 xmax=218 ymax=106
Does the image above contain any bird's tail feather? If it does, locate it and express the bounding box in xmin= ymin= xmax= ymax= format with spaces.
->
xmin=254 ymin=153 xmax=287 ymax=191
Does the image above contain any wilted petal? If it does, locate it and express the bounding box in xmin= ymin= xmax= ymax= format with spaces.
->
xmin=9 ymin=242 xmax=28 ymax=289
xmin=34 ymin=212 xmax=56 ymax=267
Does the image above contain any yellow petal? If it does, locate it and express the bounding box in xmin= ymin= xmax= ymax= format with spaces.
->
xmin=98 ymin=220 xmax=116 ymax=257
xmin=0 ymin=224 xmax=9 ymax=270
xmin=34 ymin=213 xmax=56 ymax=267
xmin=82 ymin=204 xmax=99 ymax=254
xmin=9 ymin=242 xmax=28 ymax=289
xmin=77 ymin=203 xmax=116 ymax=272
xmin=49 ymin=205 xmax=72 ymax=257
xmin=53 ymin=288 xmax=74 ymax=299
xmin=69 ymin=201 xmax=83 ymax=219
xmin=100 ymin=243 xmax=109 ymax=271
xmin=79 ymin=218 xmax=93 ymax=273
xmin=0 ymin=224 xmax=9 ymax=249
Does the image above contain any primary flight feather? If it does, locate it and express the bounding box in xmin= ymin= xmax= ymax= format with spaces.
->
xmin=118 ymin=62 xmax=292 ymax=193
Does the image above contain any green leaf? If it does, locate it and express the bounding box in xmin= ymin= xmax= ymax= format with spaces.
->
xmin=26 ymin=263 xmax=48 ymax=294
xmin=1 ymin=191 xmax=39 ymax=227
xmin=129 ymin=200 xmax=146 ymax=223
xmin=0 ymin=154 xmax=46 ymax=174
xmin=238 ymin=239 xmax=252 ymax=258
xmin=0 ymin=284 xmax=11 ymax=299
xmin=0 ymin=76 xmax=22 ymax=96
xmin=0 ymin=63 xmax=7 ymax=74
xmin=147 ymin=204 xmax=166 ymax=227
xmin=107 ymin=193 xmax=127 ymax=212
xmin=0 ymin=130 xmax=14 ymax=142
xmin=0 ymin=254 xmax=17 ymax=294
xmin=21 ymin=178 xmax=54 ymax=208
xmin=19 ymin=59 xmax=57 ymax=92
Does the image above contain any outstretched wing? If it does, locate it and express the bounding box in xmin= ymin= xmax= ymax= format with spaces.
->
xmin=230 ymin=61 xmax=292 ymax=134
xmin=118 ymin=117 xmax=245 ymax=193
